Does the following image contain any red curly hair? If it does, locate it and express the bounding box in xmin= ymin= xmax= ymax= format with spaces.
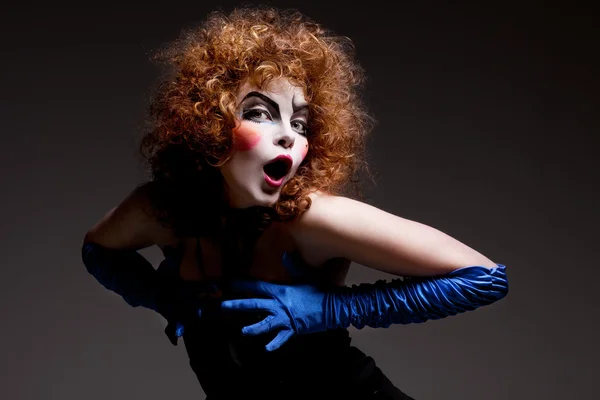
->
xmin=139 ymin=5 xmax=374 ymax=239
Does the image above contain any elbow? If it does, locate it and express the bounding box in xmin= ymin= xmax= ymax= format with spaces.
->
xmin=489 ymin=264 xmax=509 ymax=302
xmin=83 ymin=229 xmax=100 ymax=246
xmin=81 ymin=239 xmax=97 ymax=273
xmin=81 ymin=232 xmax=99 ymax=270
xmin=448 ymin=263 xmax=509 ymax=306
xmin=477 ymin=263 xmax=509 ymax=305
xmin=81 ymin=238 xmax=109 ymax=275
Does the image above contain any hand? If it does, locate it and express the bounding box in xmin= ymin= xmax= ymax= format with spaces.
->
xmin=221 ymin=280 xmax=329 ymax=352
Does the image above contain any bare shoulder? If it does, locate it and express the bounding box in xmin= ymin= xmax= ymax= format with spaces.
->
xmin=288 ymin=190 xmax=372 ymax=232
xmin=285 ymin=190 xmax=357 ymax=266
xmin=83 ymin=182 xmax=179 ymax=250
xmin=286 ymin=190 xmax=497 ymax=276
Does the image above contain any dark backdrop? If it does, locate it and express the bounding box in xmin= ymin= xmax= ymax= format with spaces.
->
xmin=1 ymin=1 xmax=597 ymax=399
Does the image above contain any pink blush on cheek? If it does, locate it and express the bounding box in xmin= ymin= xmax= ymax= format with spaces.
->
xmin=233 ymin=124 xmax=261 ymax=151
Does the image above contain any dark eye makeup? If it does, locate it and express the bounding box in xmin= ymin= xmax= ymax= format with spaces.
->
xmin=240 ymin=94 xmax=309 ymax=136
xmin=242 ymin=108 xmax=272 ymax=122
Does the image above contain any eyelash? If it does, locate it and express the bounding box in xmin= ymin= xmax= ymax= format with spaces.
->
xmin=242 ymin=109 xmax=271 ymax=122
xmin=242 ymin=108 xmax=309 ymax=137
xmin=291 ymin=121 xmax=309 ymax=137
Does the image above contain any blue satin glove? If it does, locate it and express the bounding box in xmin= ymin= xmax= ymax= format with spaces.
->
xmin=82 ymin=242 xmax=217 ymax=345
xmin=221 ymin=260 xmax=508 ymax=351
xmin=222 ymin=281 xmax=330 ymax=351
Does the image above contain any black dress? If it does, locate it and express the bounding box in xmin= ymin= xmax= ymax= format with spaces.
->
xmin=158 ymin=242 xmax=415 ymax=400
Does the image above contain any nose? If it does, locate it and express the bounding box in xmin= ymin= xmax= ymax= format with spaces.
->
xmin=275 ymin=126 xmax=295 ymax=149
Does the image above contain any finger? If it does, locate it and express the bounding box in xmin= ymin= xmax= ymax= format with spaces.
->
xmin=242 ymin=314 xmax=287 ymax=336
xmin=221 ymin=298 xmax=276 ymax=312
xmin=265 ymin=329 xmax=294 ymax=352
xmin=175 ymin=323 xmax=185 ymax=338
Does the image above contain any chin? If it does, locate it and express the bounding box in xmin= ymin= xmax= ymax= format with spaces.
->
xmin=252 ymin=191 xmax=280 ymax=207
xmin=255 ymin=197 xmax=278 ymax=207
xmin=232 ymin=192 xmax=278 ymax=209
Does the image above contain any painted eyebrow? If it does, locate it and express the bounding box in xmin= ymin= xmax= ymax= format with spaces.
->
xmin=292 ymin=102 xmax=308 ymax=114
xmin=241 ymin=91 xmax=280 ymax=115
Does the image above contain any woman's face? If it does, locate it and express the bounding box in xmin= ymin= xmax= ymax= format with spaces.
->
xmin=220 ymin=78 xmax=310 ymax=208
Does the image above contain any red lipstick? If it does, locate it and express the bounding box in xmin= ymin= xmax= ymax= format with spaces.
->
xmin=263 ymin=154 xmax=293 ymax=188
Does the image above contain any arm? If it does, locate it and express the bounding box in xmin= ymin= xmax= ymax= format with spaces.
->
xmin=223 ymin=262 xmax=507 ymax=351
xmin=221 ymin=193 xmax=508 ymax=351
xmin=82 ymin=183 xmax=177 ymax=311
xmin=288 ymin=192 xmax=497 ymax=276
xmin=81 ymin=183 xmax=200 ymax=344
xmin=83 ymin=182 xmax=177 ymax=250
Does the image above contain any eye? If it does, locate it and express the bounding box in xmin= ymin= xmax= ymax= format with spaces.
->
xmin=242 ymin=108 xmax=272 ymax=123
xmin=291 ymin=120 xmax=308 ymax=136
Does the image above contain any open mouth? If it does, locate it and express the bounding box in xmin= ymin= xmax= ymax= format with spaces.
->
xmin=263 ymin=155 xmax=292 ymax=183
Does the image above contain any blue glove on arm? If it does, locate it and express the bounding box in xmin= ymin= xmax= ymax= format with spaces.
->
xmin=221 ymin=263 xmax=508 ymax=351
xmin=81 ymin=242 xmax=214 ymax=344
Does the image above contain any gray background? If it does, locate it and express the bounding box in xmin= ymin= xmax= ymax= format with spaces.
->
xmin=1 ymin=1 xmax=598 ymax=399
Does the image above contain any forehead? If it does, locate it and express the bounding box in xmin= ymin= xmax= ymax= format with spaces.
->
xmin=236 ymin=78 xmax=307 ymax=106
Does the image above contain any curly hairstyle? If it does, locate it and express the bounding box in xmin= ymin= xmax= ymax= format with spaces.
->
xmin=139 ymin=5 xmax=374 ymax=240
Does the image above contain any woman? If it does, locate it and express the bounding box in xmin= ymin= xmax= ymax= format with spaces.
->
xmin=81 ymin=6 xmax=508 ymax=399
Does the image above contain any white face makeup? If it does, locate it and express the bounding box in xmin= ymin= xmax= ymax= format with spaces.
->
xmin=220 ymin=78 xmax=310 ymax=208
